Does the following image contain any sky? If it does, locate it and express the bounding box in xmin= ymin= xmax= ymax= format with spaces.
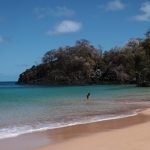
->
xmin=0 ymin=0 xmax=150 ymax=81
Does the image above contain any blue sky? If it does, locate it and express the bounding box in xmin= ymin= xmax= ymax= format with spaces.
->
xmin=0 ymin=0 xmax=150 ymax=81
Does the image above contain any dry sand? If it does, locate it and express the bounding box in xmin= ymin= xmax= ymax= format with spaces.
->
xmin=37 ymin=109 xmax=150 ymax=150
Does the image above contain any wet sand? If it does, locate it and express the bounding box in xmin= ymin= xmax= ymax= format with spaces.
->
xmin=0 ymin=109 xmax=150 ymax=150
xmin=37 ymin=109 xmax=150 ymax=150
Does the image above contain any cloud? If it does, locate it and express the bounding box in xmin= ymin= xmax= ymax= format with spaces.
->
xmin=0 ymin=36 xmax=9 ymax=44
xmin=104 ymin=0 xmax=125 ymax=11
xmin=133 ymin=2 xmax=150 ymax=21
xmin=47 ymin=20 xmax=82 ymax=35
xmin=34 ymin=6 xmax=75 ymax=19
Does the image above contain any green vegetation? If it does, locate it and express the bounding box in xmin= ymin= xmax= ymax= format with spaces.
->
xmin=18 ymin=31 xmax=150 ymax=86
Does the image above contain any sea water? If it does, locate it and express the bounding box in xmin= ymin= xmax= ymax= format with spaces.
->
xmin=0 ymin=82 xmax=150 ymax=139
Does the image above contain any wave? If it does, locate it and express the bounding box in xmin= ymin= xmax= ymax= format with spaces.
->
xmin=0 ymin=112 xmax=138 ymax=140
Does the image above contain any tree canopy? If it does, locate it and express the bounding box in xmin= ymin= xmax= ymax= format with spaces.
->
xmin=18 ymin=32 xmax=150 ymax=86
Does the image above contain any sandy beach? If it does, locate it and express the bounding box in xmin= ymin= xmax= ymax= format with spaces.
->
xmin=1 ymin=108 xmax=150 ymax=150
xmin=37 ymin=108 xmax=150 ymax=150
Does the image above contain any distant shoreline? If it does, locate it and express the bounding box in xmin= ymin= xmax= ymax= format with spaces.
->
xmin=16 ymin=81 xmax=137 ymax=86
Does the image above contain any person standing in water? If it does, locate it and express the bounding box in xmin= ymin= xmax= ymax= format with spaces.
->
xmin=86 ymin=92 xmax=91 ymax=100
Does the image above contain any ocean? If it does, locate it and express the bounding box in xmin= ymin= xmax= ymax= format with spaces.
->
xmin=0 ymin=82 xmax=150 ymax=139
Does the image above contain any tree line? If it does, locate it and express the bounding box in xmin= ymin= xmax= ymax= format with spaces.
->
xmin=18 ymin=31 xmax=150 ymax=86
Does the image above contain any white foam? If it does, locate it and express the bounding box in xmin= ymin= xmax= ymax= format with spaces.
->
xmin=0 ymin=112 xmax=138 ymax=140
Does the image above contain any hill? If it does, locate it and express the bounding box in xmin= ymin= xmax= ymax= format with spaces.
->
xmin=18 ymin=32 xmax=150 ymax=86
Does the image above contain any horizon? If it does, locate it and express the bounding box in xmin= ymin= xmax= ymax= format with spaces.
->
xmin=0 ymin=0 xmax=150 ymax=81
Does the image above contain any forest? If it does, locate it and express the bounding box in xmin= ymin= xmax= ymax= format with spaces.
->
xmin=18 ymin=31 xmax=150 ymax=86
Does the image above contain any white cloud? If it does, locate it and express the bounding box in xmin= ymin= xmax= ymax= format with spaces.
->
xmin=133 ymin=2 xmax=150 ymax=21
xmin=105 ymin=0 xmax=125 ymax=11
xmin=47 ymin=20 xmax=82 ymax=35
xmin=52 ymin=6 xmax=75 ymax=17
xmin=34 ymin=6 xmax=75 ymax=19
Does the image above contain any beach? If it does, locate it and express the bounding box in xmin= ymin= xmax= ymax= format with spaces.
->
xmin=0 ymin=108 xmax=150 ymax=150
xmin=1 ymin=0 xmax=150 ymax=149
xmin=0 ymin=83 xmax=150 ymax=150
xmin=37 ymin=108 xmax=150 ymax=150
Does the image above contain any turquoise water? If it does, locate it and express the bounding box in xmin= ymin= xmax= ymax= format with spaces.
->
xmin=0 ymin=82 xmax=150 ymax=139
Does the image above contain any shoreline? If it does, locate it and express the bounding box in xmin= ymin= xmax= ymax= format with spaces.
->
xmin=36 ymin=108 xmax=150 ymax=150
xmin=0 ymin=108 xmax=150 ymax=150
xmin=0 ymin=107 xmax=145 ymax=140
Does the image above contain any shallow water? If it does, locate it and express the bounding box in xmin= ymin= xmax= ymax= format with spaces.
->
xmin=0 ymin=82 xmax=150 ymax=139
